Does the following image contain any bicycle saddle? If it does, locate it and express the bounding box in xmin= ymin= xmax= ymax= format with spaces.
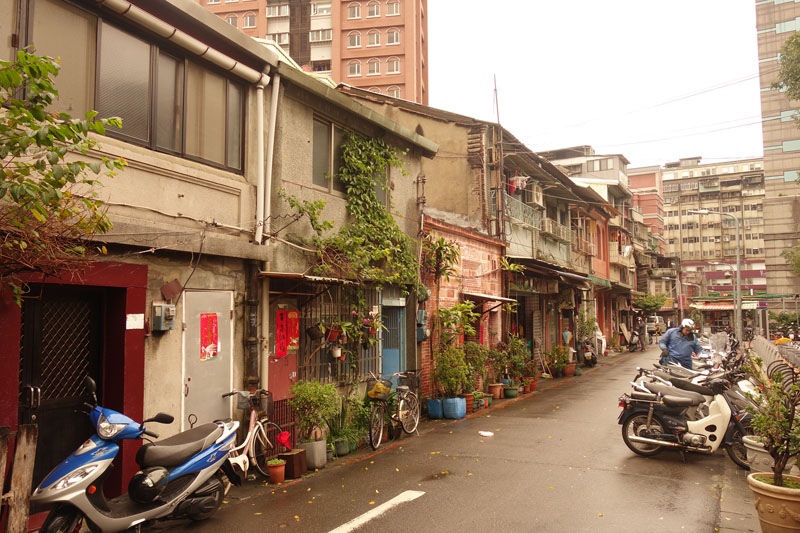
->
xmin=136 ymin=423 xmax=223 ymax=468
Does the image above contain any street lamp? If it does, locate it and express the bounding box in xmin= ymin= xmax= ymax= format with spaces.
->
xmin=688 ymin=209 xmax=742 ymax=343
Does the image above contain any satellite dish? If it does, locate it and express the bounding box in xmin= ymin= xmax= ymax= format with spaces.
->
xmin=622 ymin=245 xmax=633 ymax=258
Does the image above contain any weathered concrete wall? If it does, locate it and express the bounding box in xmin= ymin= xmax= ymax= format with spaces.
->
xmin=110 ymin=251 xmax=247 ymax=438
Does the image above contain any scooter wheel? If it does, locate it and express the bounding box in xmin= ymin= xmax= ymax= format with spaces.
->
xmin=40 ymin=505 xmax=83 ymax=533
xmin=622 ymin=413 xmax=665 ymax=456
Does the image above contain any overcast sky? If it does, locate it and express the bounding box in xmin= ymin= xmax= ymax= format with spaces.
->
xmin=427 ymin=1 xmax=764 ymax=169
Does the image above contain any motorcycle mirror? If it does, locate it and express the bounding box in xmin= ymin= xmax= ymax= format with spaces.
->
xmin=141 ymin=412 xmax=175 ymax=428
xmin=84 ymin=376 xmax=98 ymax=405
xmin=153 ymin=412 xmax=174 ymax=425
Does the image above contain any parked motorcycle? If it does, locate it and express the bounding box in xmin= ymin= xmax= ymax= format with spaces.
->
xmin=618 ymin=376 xmax=751 ymax=469
xmin=578 ymin=338 xmax=598 ymax=367
xmin=32 ymin=377 xmax=241 ymax=533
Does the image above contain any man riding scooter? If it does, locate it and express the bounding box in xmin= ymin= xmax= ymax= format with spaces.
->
xmin=659 ymin=318 xmax=703 ymax=369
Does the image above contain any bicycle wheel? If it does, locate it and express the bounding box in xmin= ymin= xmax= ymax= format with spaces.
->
xmin=369 ymin=402 xmax=385 ymax=450
xmin=398 ymin=392 xmax=420 ymax=435
xmin=252 ymin=420 xmax=284 ymax=477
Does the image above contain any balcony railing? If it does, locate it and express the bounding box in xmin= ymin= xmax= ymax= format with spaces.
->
xmin=505 ymin=191 xmax=541 ymax=229
xmin=609 ymin=248 xmax=634 ymax=268
xmin=650 ymin=267 xmax=676 ymax=278
xmin=571 ymin=233 xmax=595 ymax=256
xmin=608 ymin=215 xmax=622 ymax=228
xmin=541 ymin=217 xmax=571 ymax=243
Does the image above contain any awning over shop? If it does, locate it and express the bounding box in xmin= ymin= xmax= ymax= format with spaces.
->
xmin=556 ymin=271 xmax=591 ymax=289
xmin=258 ymin=271 xmax=355 ymax=284
xmin=461 ymin=291 xmax=517 ymax=304
xmin=690 ymin=302 xmax=759 ymax=311
xmin=588 ymin=274 xmax=612 ymax=288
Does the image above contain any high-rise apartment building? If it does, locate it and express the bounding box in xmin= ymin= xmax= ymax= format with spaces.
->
xmin=659 ymin=157 xmax=765 ymax=263
xmin=755 ymin=2 xmax=800 ymax=298
xmin=195 ymin=0 xmax=428 ymax=104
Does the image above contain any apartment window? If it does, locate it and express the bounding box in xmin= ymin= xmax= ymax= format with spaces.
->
xmin=309 ymin=29 xmax=332 ymax=42
xmin=225 ymin=0 xmax=238 ymax=3
xmin=387 ymin=28 xmax=400 ymax=45
xmin=348 ymin=60 xmax=361 ymax=76
xmin=348 ymin=31 xmax=361 ymax=48
xmin=387 ymin=57 xmax=400 ymax=73
xmin=266 ymin=4 xmax=289 ymax=17
xmin=387 ymin=86 xmax=400 ymax=98
xmin=367 ymin=1 xmax=380 ymax=17
xmin=311 ymin=2 xmax=331 ymax=15
xmin=367 ymin=30 xmax=380 ymax=46
xmin=96 ymin=22 xmax=243 ymax=171
xmin=225 ymin=14 xmax=236 ymax=26
xmin=367 ymin=58 xmax=380 ymax=75
xmin=243 ymin=13 xmax=256 ymax=27
xmin=386 ymin=0 xmax=399 ymax=15
xmin=268 ymin=32 xmax=289 ymax=44
xmin=348 ymin=2 xmax=361 ymax=18
xmin=30 ymin=0 xmax=97 ymax=116
xmin=313 ymin=118 xmax=346 ymax=193
xmin=368 ymin=87 xmax=381 ymax=93
xmin=208 ymin=0 xmax=221 ymax=4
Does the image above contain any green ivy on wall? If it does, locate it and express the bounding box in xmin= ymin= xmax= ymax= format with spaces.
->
xmin=284 ymin=132 xmax=419 ymax=290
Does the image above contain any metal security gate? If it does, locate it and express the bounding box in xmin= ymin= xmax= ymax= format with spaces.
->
xmin=19 ymin=285 xmax=103 ymax=488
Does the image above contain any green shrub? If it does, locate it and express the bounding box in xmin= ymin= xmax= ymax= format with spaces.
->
xmin=288 ymin=380 xmax=339 ymax=442
xmin=433 ymin=344 xmax=469 ymax=397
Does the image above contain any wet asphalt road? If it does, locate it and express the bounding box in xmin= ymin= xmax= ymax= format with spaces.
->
xmin=152 ymin=345 xmax=734 ymax=532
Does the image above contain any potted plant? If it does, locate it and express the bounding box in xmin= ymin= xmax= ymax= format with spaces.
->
xmin=433 ymin=344 xmax=469 ymax=419
xmin=746 ymin=363 xmax=800 ymax=532
xmin=289 ymin=380 xmax=339 ymax=470
xmin=306 ymin=322 xmax=325 ymax=341
xmin=325 ymin=395 xmax=352 ymax=458
xmin=464 ymin=341 xmax=489 ymax=394
xmin=326 ymin=320 xmax=343 ymax=342
xmin=487 ymin=346 xmax=510 ymax=399
xmin=267 ymin=458 xmax=286 ymax=484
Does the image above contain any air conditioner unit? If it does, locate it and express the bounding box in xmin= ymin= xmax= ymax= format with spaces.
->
xmin=530 ymin=183 xmax=544 ymax=208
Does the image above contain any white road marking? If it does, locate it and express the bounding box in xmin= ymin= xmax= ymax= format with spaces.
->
xmin=328 ymin=490 xmax=425 ymax=533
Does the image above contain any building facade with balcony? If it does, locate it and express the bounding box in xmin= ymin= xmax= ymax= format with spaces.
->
xmin=541 ymin=146 xmax=640 ymax=348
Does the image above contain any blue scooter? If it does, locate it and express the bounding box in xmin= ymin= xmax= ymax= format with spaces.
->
xmin=31 ymin=377 xmax=241 ymax=532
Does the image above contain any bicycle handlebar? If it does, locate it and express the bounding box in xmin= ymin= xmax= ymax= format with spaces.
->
xmin=221 ymin=389 xmax=269 ymax=399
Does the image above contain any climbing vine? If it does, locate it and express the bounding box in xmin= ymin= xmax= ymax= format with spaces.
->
xmin=311 ymin=132 xmax=419 ymax=289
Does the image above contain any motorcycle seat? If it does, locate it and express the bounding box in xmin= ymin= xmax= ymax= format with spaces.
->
xmin=668 ymin=377 xmax=714 ymax=396
xmin=631 ymin=391 xmax=658 ymax=402
xmin=661 ymin=395 xmax=695 ymax=408
xmin=644 ymin=382 xmax=706 ymax=405
xmin=137 ymin=423 xmax=223 ymax=468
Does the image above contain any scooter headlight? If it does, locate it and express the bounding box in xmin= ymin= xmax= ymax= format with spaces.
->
xmin=52 ymin=464 xmax=100 ymax=491
xmin=97 ymin=413 xmax=128 ymax=439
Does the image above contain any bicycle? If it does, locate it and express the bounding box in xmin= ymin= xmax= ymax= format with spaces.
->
xmin=221 ymin=388 xmax=289 ymax=479
xmin=366 ymin=371 xmax=421 ymax=450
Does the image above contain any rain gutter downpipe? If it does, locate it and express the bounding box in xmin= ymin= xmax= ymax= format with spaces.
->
xmin=262 ymin=73 xmax=281 ymax=245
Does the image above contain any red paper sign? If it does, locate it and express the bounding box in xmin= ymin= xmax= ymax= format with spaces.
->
xmin=275 ymin=309 xmax=300 ymax=358
xmin=275 ymin=309 xmax=288 ymax=358
xmin=200 ymin=313 xmax=219 ymax=361
xmin=287 ymin=310 xmax=299 ymax=354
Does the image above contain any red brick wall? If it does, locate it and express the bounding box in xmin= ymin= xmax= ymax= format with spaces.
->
xmin=420 ymin=218 xmax=504 ymax=398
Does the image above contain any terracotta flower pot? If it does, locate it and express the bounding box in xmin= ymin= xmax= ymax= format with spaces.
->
xmin=268 ymin=463 xmax=286 ymax=484
xmin=459 ymin=393 xmax=474 ymax=413
xmin=564 ymin=364 xmax=576 ymax=377
xmin=488 ymin=383 xmax=503 ymax=399
xmin=748 ymin=473 xmax=800 ymax=532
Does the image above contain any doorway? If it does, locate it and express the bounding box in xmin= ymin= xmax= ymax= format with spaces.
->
xmin=382 ymin=307 xmax=405 ymax=380
xmin=19 ymin=285 xmax=104 ymax=488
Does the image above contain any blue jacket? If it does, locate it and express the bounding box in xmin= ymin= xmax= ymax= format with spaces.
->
xmin=659 ymin=327 xmax=703 ymax=369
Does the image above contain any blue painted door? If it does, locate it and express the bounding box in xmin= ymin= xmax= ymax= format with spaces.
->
xmin=382 ymin=307 xmax=405 ymax=383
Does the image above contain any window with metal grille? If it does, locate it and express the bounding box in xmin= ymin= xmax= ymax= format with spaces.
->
xmin=298 ymin=285 xmax=381 ymax=384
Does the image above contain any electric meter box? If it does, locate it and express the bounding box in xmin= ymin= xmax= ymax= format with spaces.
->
xmin=152 ymin=303 xmax=176 ymax=331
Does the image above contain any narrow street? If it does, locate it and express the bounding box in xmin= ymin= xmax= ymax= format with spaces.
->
xmin=152 ymin=345 xmax=745 ymax=533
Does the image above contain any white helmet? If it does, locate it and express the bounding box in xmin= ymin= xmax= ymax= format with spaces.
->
xmin=681 ymin=318 xmax=695 ymax=329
